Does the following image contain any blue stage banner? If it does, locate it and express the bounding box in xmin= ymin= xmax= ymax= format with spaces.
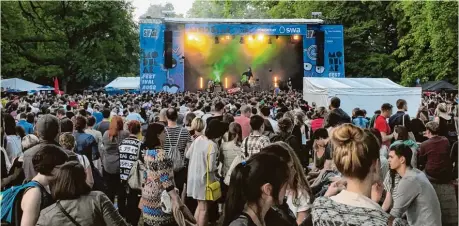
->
xmin=139 ymin=22 xmax=167 ymax=93
xmin=185 ymin=24 xmax=307 ymax=35
xmin=323 ymin=25 xmax=345 ymax=78
xmin=303 ymin=24 xmax=345 ymax=78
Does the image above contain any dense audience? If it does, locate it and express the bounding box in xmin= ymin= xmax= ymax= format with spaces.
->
xmin=0 ymin=90 xmax=457 ymax=226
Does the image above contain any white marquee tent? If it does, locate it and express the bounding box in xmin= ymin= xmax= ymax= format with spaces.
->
xmin=303 ymin=78 xmax=422 ymax=117
xmin=104 ymin=77 xmax=140 ymax=90
xmin=1 ymin=78 xmax=54 ymax=91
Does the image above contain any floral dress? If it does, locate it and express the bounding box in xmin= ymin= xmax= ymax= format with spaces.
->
xmin=139 ymin=148 xmax=176 ymax=226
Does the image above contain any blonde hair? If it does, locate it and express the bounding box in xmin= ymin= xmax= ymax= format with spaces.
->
xmin=191 ymin=117 xmax=205 ymax=133
xmin=331 ymin=124 xmax=380 ymax=180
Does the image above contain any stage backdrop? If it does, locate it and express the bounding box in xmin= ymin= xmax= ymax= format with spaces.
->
xmin=139 ymin=22 xmax=345 ymax=93
xmin=184 ymin=34 xmax=303 ymax=91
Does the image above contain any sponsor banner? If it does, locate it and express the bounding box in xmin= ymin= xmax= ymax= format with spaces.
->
xmin=185 ymin=24 xmax=307 ymax=35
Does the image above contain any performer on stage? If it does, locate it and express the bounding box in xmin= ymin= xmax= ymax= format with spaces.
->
xmin=242 ymin=67 xmax=253 ymax=81
xmin=241 ymin=67 xmax=253 ymax=87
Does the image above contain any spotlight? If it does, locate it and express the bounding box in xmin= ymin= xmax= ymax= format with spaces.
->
xmin=225 ymin=35 xmax=231 ymax=40
xmin=248 ymin=35 xmax=254 ymax=41
xmin=187 ymin=34 xmax=195 ymax=41
xmin=293 ymin=35 xmax=300 ymax=41
xmin=215 ymin=36 xmax=219 ymax=44
xmin=239 ymin=37 xmax=244 ymax=44
xmin=257 ymin=34 xmax=265 ymax=41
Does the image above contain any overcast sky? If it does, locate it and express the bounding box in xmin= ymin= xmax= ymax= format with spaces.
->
xmin=131 ymin=0 xmax=194 ymax=21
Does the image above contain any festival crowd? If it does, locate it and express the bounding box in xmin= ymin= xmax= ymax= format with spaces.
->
xmin=0 ymin=90 xmax=458 ymax=226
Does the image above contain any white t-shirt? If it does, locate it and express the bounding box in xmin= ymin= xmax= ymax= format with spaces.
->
xmin=286 ymin=190 xmax=310 ymax=217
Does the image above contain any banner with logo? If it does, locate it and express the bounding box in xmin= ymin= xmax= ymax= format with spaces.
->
xmin=303 ymin=24 xmax=345 ymax=78
xmin=185 ymin=24 xmax=307 ymax=35
xmin=139 ymin=21 xmax=167 ymax=93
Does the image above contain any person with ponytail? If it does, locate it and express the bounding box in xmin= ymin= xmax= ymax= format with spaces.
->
xmin=261 ymin=142 xmax=314 ymax=226
xmin=312 ymin=124 xmax=408 ymax=226
xmin=222 ymin=153 xmax=290 ymax=226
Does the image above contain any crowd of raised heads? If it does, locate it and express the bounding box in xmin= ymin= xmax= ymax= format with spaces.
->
xmin=1 ymin=90 xmax=458 ymax=226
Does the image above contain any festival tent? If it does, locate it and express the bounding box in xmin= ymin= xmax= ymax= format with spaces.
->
xmin=421 ymin=80 xmax=457 ymax=92
xmin=104 ymin=77 xmax=140 ymax=90
xmin=303 ymin=78 xmax=422 ymax=117
xmin=1 ymin=78 xmax=54 ymax=92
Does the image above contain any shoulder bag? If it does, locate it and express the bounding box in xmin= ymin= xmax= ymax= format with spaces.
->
xmin=56 ymin=201 xmax=82 ymax=226
xmin=127 ymin=142 xmax=145 ymax=190
xmin=205 ymin=143 xmax=221 ymax=201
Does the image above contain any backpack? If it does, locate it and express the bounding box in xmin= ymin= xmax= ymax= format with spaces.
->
xmin=1 ymin=181 xmax=41 ymax=225
xmin=165 ymin=127 xmax=185 ymax=172
xmin=369 ymin=114 xmax=380 ymax=128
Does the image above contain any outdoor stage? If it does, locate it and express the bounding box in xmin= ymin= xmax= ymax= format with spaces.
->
xmin=139 ymin=18 xmax=345 ymax=93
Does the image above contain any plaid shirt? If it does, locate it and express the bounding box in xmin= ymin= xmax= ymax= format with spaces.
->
xmin=241 ymin=133 xmax=270 ymax=157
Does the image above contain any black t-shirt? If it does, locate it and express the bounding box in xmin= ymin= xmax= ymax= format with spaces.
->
xmin=206 ymin=115 xmax=223 ymax=126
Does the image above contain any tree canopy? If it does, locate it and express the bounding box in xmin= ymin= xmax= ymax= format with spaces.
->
xmin=187 ymin=1 xmax=458 ymax=85
xmin=1 ymin=1 xmax=456 ymax=91
xmin=1 ymin=1 xmax=139 ymax=92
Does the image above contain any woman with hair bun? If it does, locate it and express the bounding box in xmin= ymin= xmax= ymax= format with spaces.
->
xmin=311 ymin=124 xmax=408 ymax=226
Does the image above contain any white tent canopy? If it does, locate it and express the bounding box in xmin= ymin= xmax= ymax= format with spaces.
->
xmin=105 ymin=77 xmax=140 ymax=90
xmin=303 ymin=78 xmax=422 ymax=117
xmin=1 ymin=78 xmax=54 ymax=91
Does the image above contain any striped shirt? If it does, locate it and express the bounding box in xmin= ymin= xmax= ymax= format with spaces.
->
xmin=164 ymin=126 xmax=192 ymax=164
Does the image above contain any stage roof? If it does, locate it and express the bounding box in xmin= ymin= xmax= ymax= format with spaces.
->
xmin=140 ymin=18 xmax=324 ymax=24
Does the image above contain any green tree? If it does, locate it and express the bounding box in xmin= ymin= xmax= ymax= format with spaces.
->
xmin=392 ymin=1 xmax=458 ymax=85
xmin=139 ymin=3 xmax=183 ymax=19
xmin=187 ymin=1 xmax=270 ymax=19
xmin=1 ymin=1 xmax=139 ymax=92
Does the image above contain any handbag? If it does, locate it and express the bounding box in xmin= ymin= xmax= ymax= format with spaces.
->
xmin=127 ymin=143 xmax=145 ymax=190
xmin=205 ymin=143 xmax=221 ymax=201
xmin=56 ymin=201 xmax=82 ymax=226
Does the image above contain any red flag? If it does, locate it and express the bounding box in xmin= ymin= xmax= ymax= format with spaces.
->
xmin=54 ymin=77 xmax=60 ymax=94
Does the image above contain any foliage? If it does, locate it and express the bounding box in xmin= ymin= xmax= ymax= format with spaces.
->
xmin=1 ymin=1 xmax=139 ymax=92
xmin=139 ymin=3 xmax=183 ymax=19
xmin=187 ymin=1 xmax=458 ymax=85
